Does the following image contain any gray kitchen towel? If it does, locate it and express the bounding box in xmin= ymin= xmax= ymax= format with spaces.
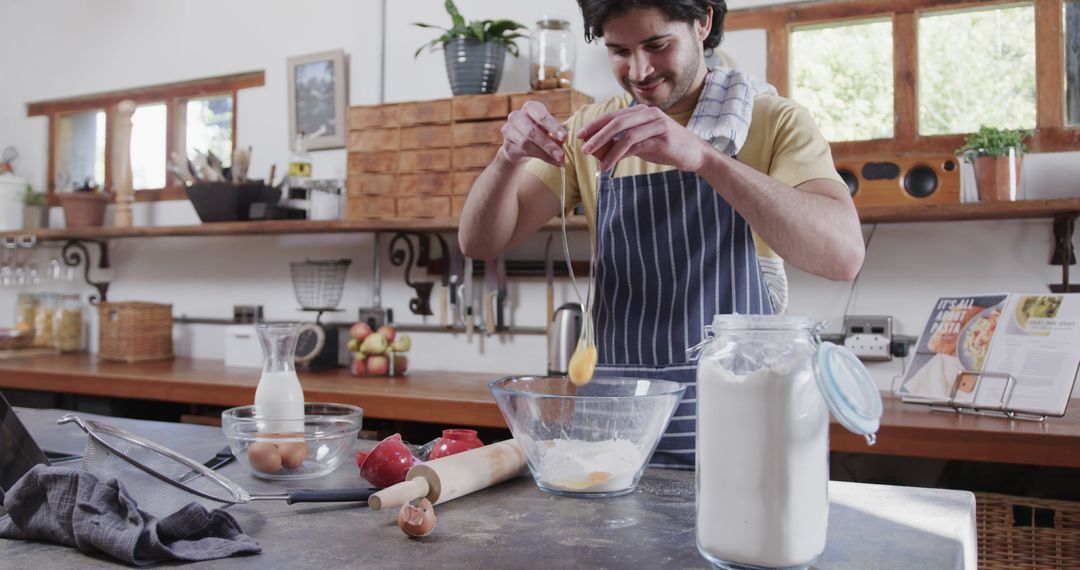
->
xmin=0 ymin=465 xmax=260 ymax=566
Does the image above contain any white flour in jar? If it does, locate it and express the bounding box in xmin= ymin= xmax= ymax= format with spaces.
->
xmin=696 ymin=357 xmax=829 ymax=568
xmin=537 ymin=438 xmax=642 ymax=492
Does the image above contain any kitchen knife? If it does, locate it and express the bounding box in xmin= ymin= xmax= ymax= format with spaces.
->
xmin=448 ymin=246 xmax=462 ymax=327
xmin=483 ymin=258 xmax=498 ymax=335
xmin=438 ymin=241 xmax=452 ymax=328
xmin=367 ymin=439 xmax=526 ymax=511
xmin=496 ymin=256 xmax=508 ymax=332
xmin=545 ymin=235 xmax=555 ymax=335
xmin=463 ymin=257 xmax=475 ymax=341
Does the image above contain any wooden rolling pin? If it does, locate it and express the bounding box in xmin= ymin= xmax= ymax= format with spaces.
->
xmin=368 ymin=439 xmax=526 ymax=511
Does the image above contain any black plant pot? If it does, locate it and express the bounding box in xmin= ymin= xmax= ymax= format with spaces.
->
xmin=443 ymin=39 xmax=508 ymax=96
xmin=185 ymin=182 xmax=281 ymax=223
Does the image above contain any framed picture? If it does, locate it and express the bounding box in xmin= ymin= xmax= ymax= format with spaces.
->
xmin=287 ymin=49 xmax=347 ymax=150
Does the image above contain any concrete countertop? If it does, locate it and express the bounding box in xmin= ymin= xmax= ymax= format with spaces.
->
xmin=2 ymin=408 xmax=976 ymax=569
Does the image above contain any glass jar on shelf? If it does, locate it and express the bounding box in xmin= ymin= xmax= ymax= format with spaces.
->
xmin=16 ymin=293 xmax=38 ymax=333
xmin=53 ymin=295 xmax=84 ymax=352
xmin=530 ymin=18 xmax=575 ymax=91
xmin=32 ymin=294 xmax=57 ymax=348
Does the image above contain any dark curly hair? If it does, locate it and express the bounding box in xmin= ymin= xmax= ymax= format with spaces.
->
xmin=577 ymin=0 xmax=728 ymax=49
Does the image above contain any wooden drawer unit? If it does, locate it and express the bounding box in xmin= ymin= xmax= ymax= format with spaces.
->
xmin=348 ymin=174 xmax=397 ymax=196
xmin=452 ymin=93 xmax=510 ymax=121
xmin=349 ymin=105 xmax=398 ymax=129
xmin=348 ymin=151 xmax=398 ymax=174
xmin=453 ymin=145 xmax=500 ymax=170
xmin=510 ymin=89 xmax=589 ymax=116
xmin=452 ymin=195 xmax=468 ymax=217
xmin=399 ymin=148 xmax=451 ymax=172
xmin=397 ymin=196 xmax=451 ymax=218
xmin=399 ymin=172 xmax=452 ymax=195
xmin=345 ymin=195 xmax=396 ymax=219
xmin=349 ymin=128 xmax=399 ymax=152
xmin=398 ymin=100 xmax=452 ymax=125
xmin=346 ymin=89 xmax=592 ymax=219
xmin=452 ymin=121 xmax=504 ymax=146
xmin=400 ymin=124 xmax=452 ymax=150
xmin=452 ymin=170 xmax=483 ymax=195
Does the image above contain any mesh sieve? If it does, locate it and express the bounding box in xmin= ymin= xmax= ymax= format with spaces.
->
xmin=58 ymin=414 xmax=376 ymax=519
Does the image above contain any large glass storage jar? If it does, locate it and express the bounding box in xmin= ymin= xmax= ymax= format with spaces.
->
xmin=692 ymin=315 xmax=882 ymax=569
xmin=530 ymin=18 xmax=574 ymax=90
xmin=53 ymin=295 xmax=84 ymax=352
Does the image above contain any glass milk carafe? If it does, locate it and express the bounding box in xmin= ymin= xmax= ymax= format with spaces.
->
xmin=690 ymin=315 xmax=882 ymax=569
xmin=253 ymin=323 xmax=306 ymax=435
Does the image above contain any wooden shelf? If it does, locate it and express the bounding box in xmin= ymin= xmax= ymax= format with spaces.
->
xmin=858 ymin=197 xmax=1080 ymax=224
xmin=0 ymin=216 xmax=590 ymax=241
xmin=7 ymin=199 xmax=1079 ymax=241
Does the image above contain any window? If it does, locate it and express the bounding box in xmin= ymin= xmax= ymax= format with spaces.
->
xmin=791 ymin=18 xmax=894 ymax=141
xmin=184 ymin=95 xmax=234 ymax=168
xmin=919 ymin=4 xmax=1036 ymax=135
xmin=28 ymin=71 xmax=263 ymax=203
xmin=726 ymin=0 xmax=1079 ymax=160
xmin=131 ymin=103 xmax=167 ymax=190
xmin=55 ymin=110 xmax=105 ymax=190
xmin=1068 ymin=0 xmax=1080 ymax=126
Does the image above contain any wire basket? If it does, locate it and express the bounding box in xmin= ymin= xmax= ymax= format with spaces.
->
xmin=290 ymin=259 xmax=351 ymax=310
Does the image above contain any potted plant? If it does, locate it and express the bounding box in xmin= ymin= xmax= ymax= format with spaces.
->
xmin=57 ymin=178 xmax=112 ymax=228
xmin=956 ymin=126 xmax=1031 ymax=202
xmin=413 ymin=0 xmax=527 ymax=96
xmin=22 ymin=184 xmax=49 ymax=229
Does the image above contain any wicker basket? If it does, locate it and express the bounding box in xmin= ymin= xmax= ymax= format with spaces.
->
xmin=97 ymin=302 xmax=174 ymax=362
xmin=976 ymin=492 xmax=1080 ymax=569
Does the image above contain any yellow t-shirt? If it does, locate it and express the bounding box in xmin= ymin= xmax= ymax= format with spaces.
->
xmin=525 ymin=91 xmax=842 ymax=312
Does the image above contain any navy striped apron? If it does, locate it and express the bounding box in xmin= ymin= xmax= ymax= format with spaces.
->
xmin=591 ymin=168 xmax=774 ymax=469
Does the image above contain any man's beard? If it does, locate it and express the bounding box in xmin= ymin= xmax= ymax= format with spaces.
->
xmin=624 ymin=44 xmax=702 ymax=111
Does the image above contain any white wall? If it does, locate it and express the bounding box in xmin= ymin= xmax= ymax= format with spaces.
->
xmin=2 ymin=0 xmax=1079 ymax=397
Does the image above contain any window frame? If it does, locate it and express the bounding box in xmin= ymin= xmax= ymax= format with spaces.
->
xmin=727 ymin=0 xmax=1077 ymax=160
xmin=27 ymin=71 xmax=264 ymax=205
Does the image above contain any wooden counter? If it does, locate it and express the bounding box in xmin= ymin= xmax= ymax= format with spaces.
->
xmin=1 ymin=354 xmax=1078 ymax=468
xmin=0 ymin=354 xmax=507 ymax=428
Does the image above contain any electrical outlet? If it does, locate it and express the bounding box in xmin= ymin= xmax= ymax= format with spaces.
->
xmin=843 ymin=315 xmax=893 ymax=361
xmin=233 ymin=305 xmax=264 ymax=323
xmin=357 ymin=307 xmax=393 ymax=330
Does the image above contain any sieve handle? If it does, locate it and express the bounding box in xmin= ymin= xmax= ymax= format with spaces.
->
xmin=285 ymin=487 xmax=378 ymax=504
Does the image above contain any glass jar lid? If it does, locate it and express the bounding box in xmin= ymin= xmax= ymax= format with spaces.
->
xmin=536 ymin=18 xmax=571 ymax=30
xmin=813 ymin=342 xmax=883 ymax=444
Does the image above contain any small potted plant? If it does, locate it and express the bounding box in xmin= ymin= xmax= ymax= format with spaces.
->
xmin=413 ymin=0 xmax=526 ymax=95
xmin=57 ymin=178 xmax=112 ymax=228
xmin=22 ymin=184 xmax=49 ymax=229
xmin=956 ymin=126 xmax=1031 ymax=202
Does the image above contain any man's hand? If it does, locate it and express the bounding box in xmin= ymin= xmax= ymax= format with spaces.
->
xmin=501 ymin=101 xmax=568 ymax=166
xmin=578 ymin=106 xmax=710 ymax=172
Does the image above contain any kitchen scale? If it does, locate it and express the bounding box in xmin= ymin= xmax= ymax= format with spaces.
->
xmin=290 ymin=259 xmax=353 ymax=370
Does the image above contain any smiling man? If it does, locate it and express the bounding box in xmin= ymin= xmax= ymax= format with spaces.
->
xmin=458 ymin=0 xmax=864 ymax=468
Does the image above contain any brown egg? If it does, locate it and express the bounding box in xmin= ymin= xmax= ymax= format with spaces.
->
xmin=247 ymin=441 xmax=282 ymax=474
xmin=398 ymin=498 xmax=436 ymax=538
xmin=277 ymin=440 xmax=309 ymax=470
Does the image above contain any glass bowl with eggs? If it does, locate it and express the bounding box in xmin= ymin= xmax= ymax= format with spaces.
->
xmin=221 ymin=403 xmax=363 ymax=480
xmin=489 ymin=376 xmax=685 ymax=498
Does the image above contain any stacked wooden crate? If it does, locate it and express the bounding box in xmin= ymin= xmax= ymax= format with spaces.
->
xmin=345 ymin=88 xmax=592 ymax=220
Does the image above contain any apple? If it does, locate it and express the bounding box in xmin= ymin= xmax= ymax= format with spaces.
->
xmin=367 ymin=355 xmax=390 ymax=376
xmin=350 ymin=322 xmax=373 ymax=341
xmin=349 ymin=357 xmax=367 ymax=377
xmin=390 ymin=334 xmax=411 ymax=353
xmin=392 ymin=354 xmax=408 ymax=375
xmin=346 ymin=338 xmax=360 ymax=352
xmin=359 ymin=332 xmax=388 ymax=355
xmin=376 ymin=325 xmax=397 ymax=343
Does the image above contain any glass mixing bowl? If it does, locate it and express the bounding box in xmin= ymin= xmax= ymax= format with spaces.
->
xmin=221 ymin=403 xmax=362 ymax=480
xmin=489 ymin=376 xmax=685 ymax=498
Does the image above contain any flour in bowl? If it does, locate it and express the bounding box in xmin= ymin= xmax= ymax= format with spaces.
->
xmin=537 ymin=438 xmax=643 ymax=493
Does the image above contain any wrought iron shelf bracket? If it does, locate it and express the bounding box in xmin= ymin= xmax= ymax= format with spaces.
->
xmin=61 ymin=239 xmax=111 ymax=303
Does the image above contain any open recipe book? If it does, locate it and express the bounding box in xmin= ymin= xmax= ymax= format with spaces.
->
xmin=896 ymin=293 xmax=1080 ymax=416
